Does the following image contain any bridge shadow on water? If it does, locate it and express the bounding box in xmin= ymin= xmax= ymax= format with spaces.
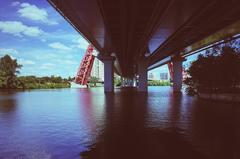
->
xmin=80 ymin=88 xmax=211 ymax=159
xmin=0 ymin=87 xmax=239 ymax=159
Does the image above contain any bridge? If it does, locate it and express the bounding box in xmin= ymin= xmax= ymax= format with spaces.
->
xmin=48 ymin=0 xmax=240 ymax=92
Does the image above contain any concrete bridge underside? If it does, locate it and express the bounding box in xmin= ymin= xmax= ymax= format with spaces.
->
xmin=48 ymin=0 xmax=240 ymax=92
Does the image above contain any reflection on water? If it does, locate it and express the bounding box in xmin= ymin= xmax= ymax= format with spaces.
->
xmin=0 ymin=87 xmax=239 ymax=159
xmin=0 ymin=91 xmax=17 ymax=113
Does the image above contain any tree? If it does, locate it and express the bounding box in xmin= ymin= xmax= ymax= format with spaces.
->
xmin=184 ymin=40 xmax=240 ymax=95
xmin=0 ymin=55 xmax=22 ymax=88
xmin=89 ymin=76 xmax=99 ymax=87
xmin=114 ymin=76 xmax=121 ymax=86
xmin=17 ymin=75 xmax=70 ymax=89
xmin=68 ymin=76 xmax=74 ymax=81
xmin=0 ymin=70 xmax=5 ymax=87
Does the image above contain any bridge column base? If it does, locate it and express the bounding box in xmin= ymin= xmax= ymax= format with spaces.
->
xmin=99 ymin=55 xmax=115 ymax=92
xmin=172 ymin=56 xmax=184 ymax=92
xmin=138 ymin=59 xmax=148 ymax=92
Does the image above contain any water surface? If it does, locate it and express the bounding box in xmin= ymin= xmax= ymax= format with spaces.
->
xmin=0 ymin=87 xmax=239 ymax=159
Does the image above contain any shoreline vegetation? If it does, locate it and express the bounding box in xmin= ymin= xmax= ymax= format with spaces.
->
xmin=184 ymin=39 xmax=240 ymax=96
xmin=0 ymin=54 xmax=71 ymax=89
xmin=0 ymin=54 xmax=171 ymax=90
xmin=148 ymin=80 xmax=171 ymax=86
xmin=17 ymin=76 xmax=71 ymax=89
xmin=1 ymin=75 xmax=71 ymax=90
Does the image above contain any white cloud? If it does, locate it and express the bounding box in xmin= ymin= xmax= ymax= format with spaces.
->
xmin=11 ymin=1 xmax=20 ymax=6
xmin=49 ymin=42 xmax=71 ymax=51
xmin=18 ymin=58 xmax=35 ymax=65
xmin=0 ymin=21 xmax=43 ymax=37
xmin=64 ymin=60 xmax=77 ymax=65
xmin=0 ymin=48 xmax=19 ymax=56
xmin=41 ymin=38 xmax=47 ymax=42
xmin=20 ymin=3 xmax=30 ymax=7
xmin=15 ymin=2 xmax=58 ymax=25
xmin=72 ymin=37 xmax=89 ymax=50
xmin=40 ymin=63 xmax=55 ymax=70
xmin=35 ymin=53 xmax=58 ymax=60
xmin=65 ymin=55 xmax=74 ymax=59
xmin=0 ymin=48 xmax=19 ymax=60
xmin=55 ymin=59 xmax=78 ymax=65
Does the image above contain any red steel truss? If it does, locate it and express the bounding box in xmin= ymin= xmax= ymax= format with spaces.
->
xmin=168 ymin=62 xmax=174 ymax=81
xmin=168 ymin=62 xmax=188 ymax=81
xmin=75 ymin=44 xmax=95 ymax=85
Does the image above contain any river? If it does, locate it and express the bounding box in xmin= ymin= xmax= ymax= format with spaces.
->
xmin=0 ymin=86 xmax=239 ymax=159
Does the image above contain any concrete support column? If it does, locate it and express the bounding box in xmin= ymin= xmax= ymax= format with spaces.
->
xmin=120 ymin=77 xmax=124 ymax=87
xmin=126 ymin=78 xmax=134 ymax=87
xmin=133 ymin=77 xmax=137 ymax=87
xmin=138 ymin=59 xmax=148 ymax=92
xmin=98 ymin=55 xmax=115 ymax=92
xmin=172 ymin=56 xmax=184 ymax=92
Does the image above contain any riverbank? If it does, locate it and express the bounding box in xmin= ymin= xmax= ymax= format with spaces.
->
xmin=148 ymin=80 xmax=171 ymax=86
xmin=0 ymin=82 xmax=70 ymax=90
xmin=1 ymin=76 xmax=71 ymax=89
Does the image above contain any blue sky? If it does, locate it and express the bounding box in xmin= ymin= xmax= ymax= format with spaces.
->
xmin=0 ymin=0 xmax=89 ymax=78
xmin=0 ymin=0 xmax=169 ymax=79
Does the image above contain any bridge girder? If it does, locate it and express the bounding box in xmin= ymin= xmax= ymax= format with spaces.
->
xmin=48 ymin=0 xmax=240 ymax=77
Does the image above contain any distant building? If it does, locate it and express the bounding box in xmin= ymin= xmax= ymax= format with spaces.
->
xmin=90 ymin=54 xmax=104 ymax=82
xmin=160 ymin=72 xmax=169 ymax=81
xmin=148 ymin=72 xmax=156 ymax=80
xmin=148 ymin=72 xmax=154 ymax=80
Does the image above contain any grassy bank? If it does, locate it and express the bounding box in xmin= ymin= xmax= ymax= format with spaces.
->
xmin=148 ymin=80 xmax=171 ymax=86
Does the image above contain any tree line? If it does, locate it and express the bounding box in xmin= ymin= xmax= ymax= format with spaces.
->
xmin=0 ymin=55 xmax=71 ymax=89
xmin=184 ymin=39 xmax=240 ymax=95
xmin=148 ymin=80 xmax=171 ymax=86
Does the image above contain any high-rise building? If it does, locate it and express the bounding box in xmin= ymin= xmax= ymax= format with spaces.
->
xmin=160 ymin=72 xmax=169 ymax=81
xmin=148 ymin=72 xmax=155 ymax=80
xmin=90 ymin=54 xmax=104 ymax=82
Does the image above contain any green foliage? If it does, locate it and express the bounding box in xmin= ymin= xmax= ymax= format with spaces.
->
xmin=0 ymin=54 xmax=70 ymax=89
xmin=114 ymin=77 xmax=121 ymax=86
xmin=148 ymin=80 xmax=171 ymax=86
xmin=68 ymin=76 xmax=75 ymax=81
xmin=17 ymin=76 xmax=70 ymax=89
xmin=0 ymin=55 xmax=22 ymax=88
xmin=184 ymin=40 xmax=240 ymax=95
xmin=88 ymin=76 xmax=99 ymax=87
